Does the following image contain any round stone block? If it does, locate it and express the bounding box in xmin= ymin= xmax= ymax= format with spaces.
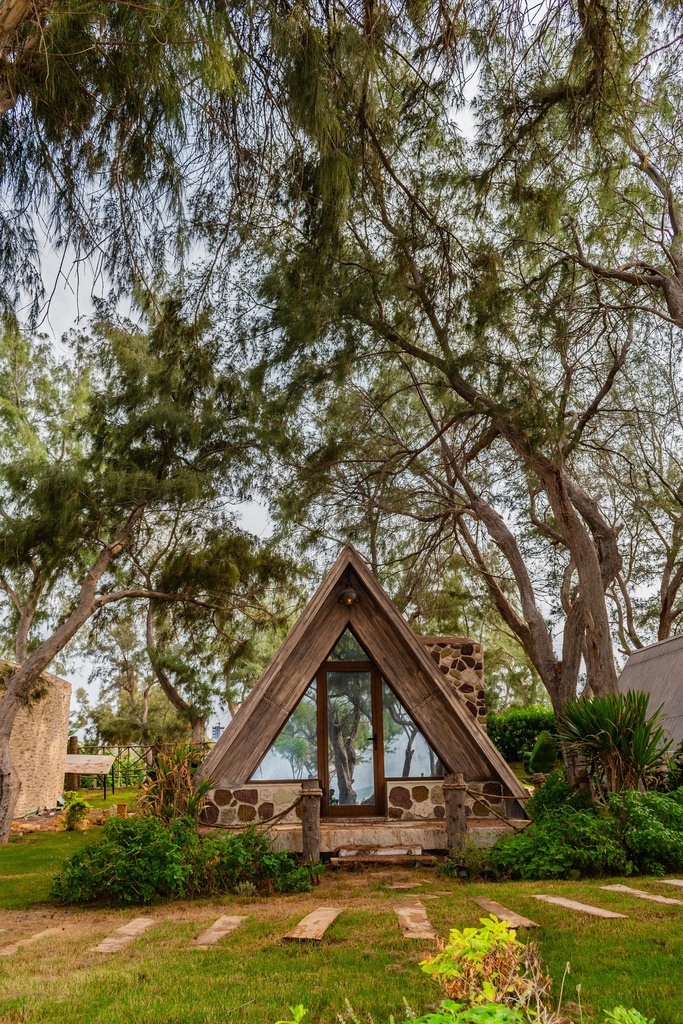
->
xmin=389 ymin=785 xmax=412 ymax=809
xmin=200 ymin=802 xmax=219 ymax=825
xmin=258 ymin=801 xmax=275 ymax=820
xmin=213 ymin=788 xmax=232 ymax=806
xmin=434 ymin=805 xmax=445 ymax=819
xmin=233 ymin=788 xmax=258 ymax=805
xmin=237 ymin=804 xmax=256 ymax=822
xmin=430 ymin=785 xmax=445 ymax=805
xmin=411 ymin=784 xmax=429 ymax=802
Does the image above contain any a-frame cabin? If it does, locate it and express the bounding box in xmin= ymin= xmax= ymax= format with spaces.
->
xmin=199 ymin=546 xmax=527 ymax=851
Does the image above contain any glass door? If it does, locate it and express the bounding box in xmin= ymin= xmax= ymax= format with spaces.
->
xmin=318 ymin=663 xmax=384 ymax=816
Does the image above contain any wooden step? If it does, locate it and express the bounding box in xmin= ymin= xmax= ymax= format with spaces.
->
xmin=601 ymin=884 xmax=683 ymax=906
xmin=395 ymin=903 xmax=437 ymax=940
xmin=283 ymin=907 xmax=341 ymax=941
xmin=190 ymin=915 xmax=247 ymax=949
xmin=471 ymin=897 xmax=538 ymax=928
xmin=0 ymin=927 xmax=62 ymax=957
xmin=90 ymin=917 xmax=156 ymax=953
xmin=336 ymin=845 xmax=422 ymax=858
xmin=330 ymin=854 xmax=438 ymax=867
xmin=531 ymin=895 xmax=626 ymax=919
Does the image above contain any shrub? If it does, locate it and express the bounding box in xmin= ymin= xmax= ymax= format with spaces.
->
xmin=51 ymin=817 xmax=315 ymax=904
xmin=524 ymin=768 xmax=592 ymax=819
xmin=419 ymin=916 xmax=553 ymax=1013
xmin=523 ymin=732 xmax=558 ymax=776
xmin=137 ymin=744 xmax=213 ymax=822
xmin=489 ymin=807 xmax=630 ymax=880
xmin=486 ymin=707 xmax=556 ymax=762
xmin=62 ymin=791 xmax=90 ymax=831
xmin=559 ymin=691 xmax=671 ymax=794
xmin=609 ymin=790 xmax=683 ymax=875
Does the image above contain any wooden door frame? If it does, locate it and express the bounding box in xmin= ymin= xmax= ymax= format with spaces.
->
xmin=317 ymin=660 xmax=386 ymax=817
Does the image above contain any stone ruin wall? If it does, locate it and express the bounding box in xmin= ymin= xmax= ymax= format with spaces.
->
xmin=1 ymin=665 xmax=72 ymax=817
xmin=419 ymin=636 xmax=487 ymax=729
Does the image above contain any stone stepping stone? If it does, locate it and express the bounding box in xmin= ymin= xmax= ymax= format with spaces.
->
xmin=601 ymin=884 xmax=683 ymax=906
xmin=531 ymin=895 xmax=627 ymax=919
xmin=387 ymin=882 xmax=422 ymax=890
xmin=395 ymin=903 xmax=437 ymax=940
xmin=0 ymin=927 xmax=62 ymax=957
xmin=283 ymin=907 xmax=341 ymax=941
xmin=190 ymin=915 xmax=247 ymax=949
xmin=472 ymin=897 xmax=538 ymax=928
xmin=90 ymin=917 xmax=156 ymax=953
xmin=661 ymin=879 xmax=683 ymax=888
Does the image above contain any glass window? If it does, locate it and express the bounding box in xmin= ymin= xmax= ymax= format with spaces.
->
xmin=382 ymin=680 xmax=444 ymax=778
xmin=328 ymin=628 xmax=369 ymax=661
xmin=250 ymin=681 xmax=318 ymax=781
xmin=326 ymin=670 xmax=375 ymax=806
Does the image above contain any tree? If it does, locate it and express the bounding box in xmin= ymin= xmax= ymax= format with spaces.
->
xmin=0 ymin=0 xmax=253 ymax=318
xmin=0 ymin=296 xmax=288 ymax=840
xmin=227 ymin=1 xmax=683 ymax=719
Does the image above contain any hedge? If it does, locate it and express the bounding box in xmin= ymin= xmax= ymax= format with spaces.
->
xmin=487 ymin=705 xmax=557 ymax=762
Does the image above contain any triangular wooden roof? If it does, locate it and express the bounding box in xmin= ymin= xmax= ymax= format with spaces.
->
xmin=199 ymin=545 xmax=526 ymax=801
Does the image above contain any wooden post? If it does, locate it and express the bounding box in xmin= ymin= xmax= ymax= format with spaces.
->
xmin=443 ymin=772 xmax=468 ymax=852
xmin=64 ymin=735 xmax=79 ymax=791
xmin=301 ymin=779 xmax=322 ymax=863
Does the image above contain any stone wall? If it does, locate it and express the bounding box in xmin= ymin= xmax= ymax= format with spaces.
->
xmin=386 ymin=779 xmax=504 ymax=820
xmin=201 ymin=781 xmax=305 ymax=827
xmin=202 ymin=778 xmax=506 ymax=826
xmin=420 ymin=636 xmax=486 ymax=729
xmin=1 ymin=663 xmax=72 ymax=817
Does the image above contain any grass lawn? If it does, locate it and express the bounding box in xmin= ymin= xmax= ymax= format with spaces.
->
xmin=1 ymin=833 xmax=682 ymax=1023
xmin=71 ymin=786 xmax=140 ymax=810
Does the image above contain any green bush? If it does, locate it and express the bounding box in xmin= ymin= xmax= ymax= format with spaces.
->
xmin=62 ymin=791 xmax=90 ymax=831
xmin=51 ymin=817 xmax=315 ymax=904
xmin=524 ymin=768 xmax=592 ymax=819
xmin=486 ymin=706 xmax=556 ymax=762
xmin=491 ymin=786 xmax=683 ymax=880
xmin=609 ymin=790 xmax=683 ymax=875
xmin=490 ymin=807 xmax=631 ymax=880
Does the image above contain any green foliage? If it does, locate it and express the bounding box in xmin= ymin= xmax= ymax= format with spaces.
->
xmin=523 ymin=732 xmax=558 ymax=776
xmin=486 ymin=708 xmax=557 ymax=763
xmin=524 ymin=769 xmax=591 ymax=819
xmin=418 ymin=916 xmax=552 ymax=1014
xmin=62 ymin=791 xmax=90 ymax=831
xmin=440 ymin=840 xmax=493 ymax=882
xmin=608 ymin=790 xmax=683 ymax=876
xmin=490 ymin=808 xmax=630 ymax=881
xmin=51 ymin=816 xmax=190 ymax=904
xmin=137 ymin=744 xmax=212 ymax=823
xmin=492 ymin=786 xmax=683 ymax=880
xmin=412 ymin=1004 xmax=526 ymax=1024
xmin=604 ymin=1010 xmax=654 ymax=1024
xmin=275 ymin=1007 xmax=308 ymax=1024
xmin=50 ymin=818 xmax=315 ymax=905
xmin=559 ymin=692 xmax=672 ymax=794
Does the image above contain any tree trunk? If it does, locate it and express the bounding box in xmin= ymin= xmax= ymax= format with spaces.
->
xmin=0 ymin=507 xmax=144 ymax=841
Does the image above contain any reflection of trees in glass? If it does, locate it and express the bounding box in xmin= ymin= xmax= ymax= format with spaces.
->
xmin=327 ymin=671 xmax=372 ymax=804
xmin=329 ymin=628 xmax=368 ymax=661
xmin=273 ymin=683 xmax=317 ymax=778
xmin=382 ymin=681 xmax=444 ymax=778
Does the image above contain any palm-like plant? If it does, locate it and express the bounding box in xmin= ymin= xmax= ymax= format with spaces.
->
xmin=559 ymin=691 xmax=672 ymax=795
